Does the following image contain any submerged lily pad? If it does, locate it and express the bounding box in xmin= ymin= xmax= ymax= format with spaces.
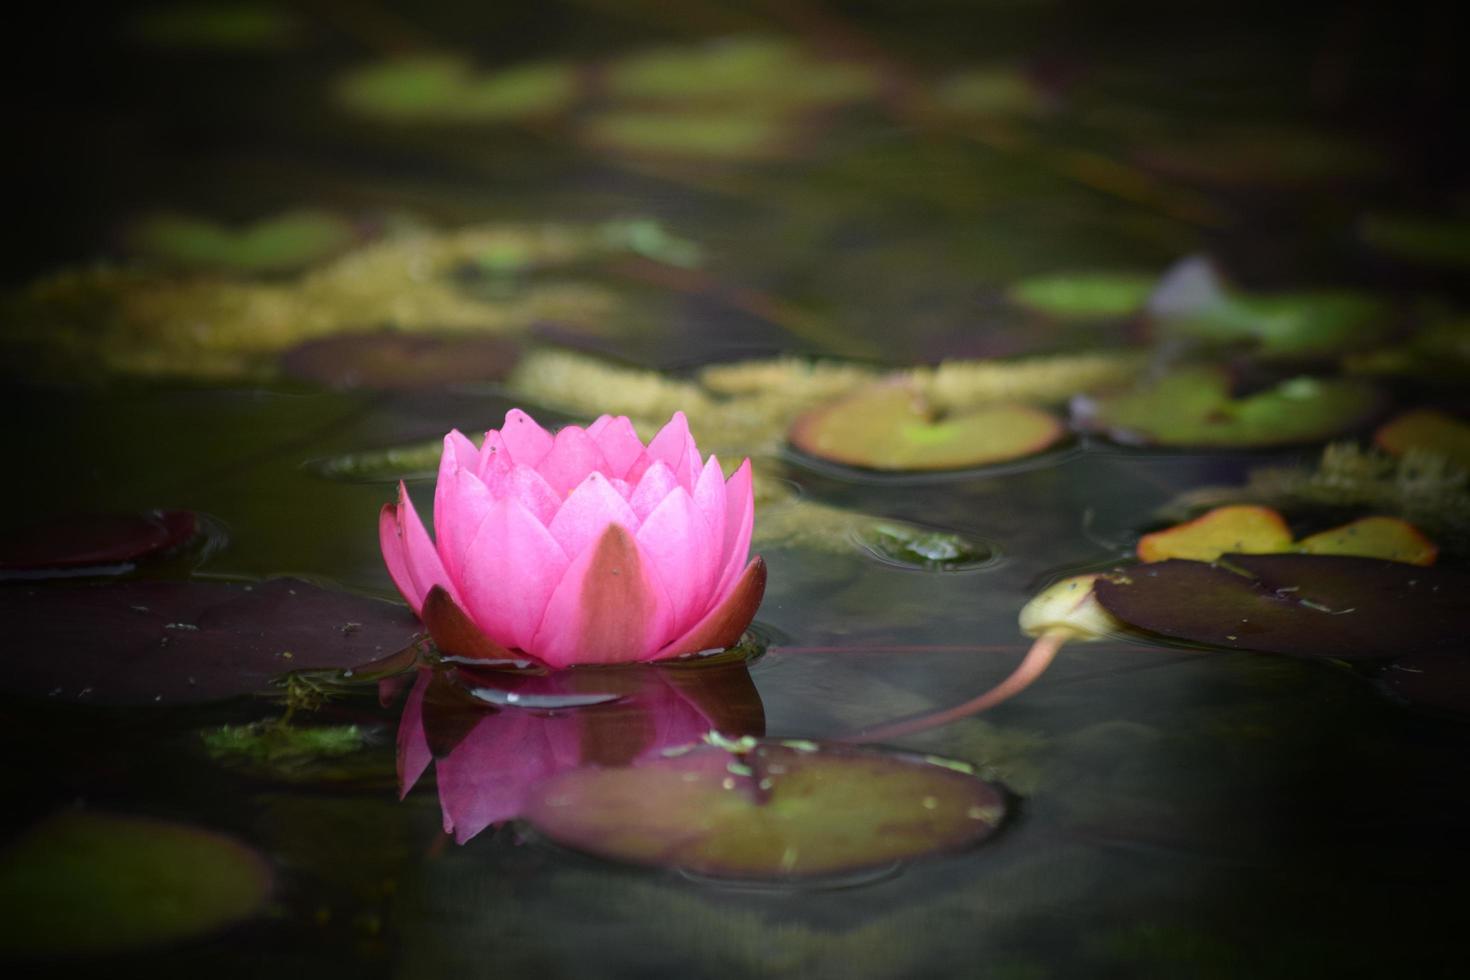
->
xmin=791 ymin=383 xmax=1065 ymax=471
xmin=1093 ymin=553 xmax=1470 ymax=660
xmin=128 ymin=210 xmax=357 ymax=275
xmin=1138 ymin=506 xmax=1435 ymax=565
xmin=582 ymin=110 xmax=799 ymax=162
xmin=0 ymin=578 xmax=419 ymax=705
xmin=605 ymin=36 xmax=876 ymax=109
xmin=279 ymin=332 xmax=519 ymax=390
xmin=854 ymin=521 xmax=995 ymax=570
xmin=522 ymin=740 xmax=1005 ymax=879
xmin=1007 ymin=271 xmax=1156 ymax=319
xmin=932 ymin=67 xmax=1049 ymax=117
xmin=0 ymin=510 xmax=198 ymax=576
xmin=1375 ymin=409 xmax=1470 ymax=468
xmin=1361 ymin=213 xmax=1470 ymax=269
xmin=0 ymin=810 xmax=271 ymax=956
xmin=1073 ymin=367 xmax=1383 ymax=448
xmin=335 ymin=56 xmax=580 ymax=123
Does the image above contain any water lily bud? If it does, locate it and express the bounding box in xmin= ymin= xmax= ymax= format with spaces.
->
xmin=1018 ymin=573 xmax=1120 ymax=641
xmin=380 ymin=409 xmax=765 ymax=668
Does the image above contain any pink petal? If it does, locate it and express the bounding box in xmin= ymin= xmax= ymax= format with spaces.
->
xmin=691 ymin=455 xmax=728 ymax=603
xmin=636 ymin=487 xmax=711 ymax=636
xmin=379 ymin=503 xmax=419 ymax=612
xmin=645 ymin=411 xmax=697 ymax=488
xmin=395 ymin=482 xmax=456 ymax=612
xmin=584 ymin=415 xmax=612 ymax=439
xmin=536 ymin=425 xmax=609 ymax=496
xmin=628 ymin=460 xmax=679 ymax=521
xmin=529 ymin=525 xmax=673 ymax=668
xmin=590 ymin=415 xmax=646 ymax=479
xmin=485 ymin=463 xmax=561 ymax=525
xmin=654 ymin=556 xmax=766 ymax=660
xmin=475 ymin=431 xmax=510 ymax=482
xmin=547 ymin=471 xmax=641 ymax=560
xmin=435 ymin=465 xmax=494 ymax=585
xmin=498 ymin=408 xmax=554 ymax=468
xmin=714 ymin=459 xmax=755 ymax=599
xmin=436 ymin=712 xmax=554 ymax=842
xmin=458 ymin=497 xmax=569 ymax=652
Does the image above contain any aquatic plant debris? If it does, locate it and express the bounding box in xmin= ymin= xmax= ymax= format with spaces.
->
xmin=1092 ymin=553 xmax=1470 ymax=660
xmin=1073 ymin=366 xmax=1384 ymax=448
xmin=1137 ymin=505 xmax=1436 ymax=565
xmin=0 ymin=578 xmax=419 ymax=705
xmin=520 ymin=740 xmax=1005 ymax=879
xmin=0 ymin=810 xmax=271 ymax=956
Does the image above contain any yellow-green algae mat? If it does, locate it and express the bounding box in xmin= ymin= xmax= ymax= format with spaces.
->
xmin=0 ymin=810 xmax=271 ymax=956
xmin=521 ymin=738 xmax=1006 ymax=880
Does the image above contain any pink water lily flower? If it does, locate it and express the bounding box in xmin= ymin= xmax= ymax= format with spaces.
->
xmin=380 ymin=409 xmax=765 ymax=668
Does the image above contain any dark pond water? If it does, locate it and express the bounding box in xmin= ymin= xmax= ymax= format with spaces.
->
xmin=4 ymin=1 xmax=1468 ymax=977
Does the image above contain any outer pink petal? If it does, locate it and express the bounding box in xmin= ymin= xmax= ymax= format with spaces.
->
xmin=547 ymin=471 xmax=641 ymax=561
xmin=528 ymin=525 xmax=673 ymax=668
xmin=498 ymin=408 xmax=554 ymax=468
xmin=458 ymin=497 xmax=569 ymax=651
xmin=636 ymin=487 xmax=710 ymax=636
xmin=390 ymin=482 xmax=456 ymax=613
xmin=536 ymin=426 xmax=609 ymax=496
xmin=476 ymin=431 xmax=510 ymax=482
xmin=628 ymin=460 xmax=679 ymax=521
xmin=714 ymin=459 xmax=755 ymax=599
xmin=654 ymin=556 xmax=767 ymax=660
xmin=690 ymin=455 xmax=728 ymax=604
xmin=584 ymin=415 xmax=612 ymax=440
xmin=591 ymin=415 xmax=646 ymax=479
xmin=379 ymin=502 xmax=419 ymax=612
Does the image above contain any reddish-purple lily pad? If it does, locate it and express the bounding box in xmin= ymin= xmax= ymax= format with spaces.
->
xmin=0 ymin=511 xmax=198 ymax=576
xmin=1093 ymin=554 xmax=1470 ymax=661
xmin=279 ymin=332 xmax=520 ymax=390
xmin=1377 ymin=653 xmax=1470 ymax=714
xmin=0 ymin=578 xmax=420 ymax=705
xmin=521 ymin=739 xmax=1006 ymax=879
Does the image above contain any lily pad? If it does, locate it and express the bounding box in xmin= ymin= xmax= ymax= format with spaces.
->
xmin=791 ymin=382 xmax=1065 ymax=471
xmin=1137 ymin=506 xmax=1435 ymax=565
xmin=581 ymin=110 xmax=799 ymax=162
xmin=1375 ymin=409 xmax=1470 ymax=468
xmin=1361 ymin=213 xmax=1470 ymax=269
xmin=1134 ymin=126 xmax=1389 ymax=187
xmin=932 ymin=67 xmax=1049 ymax=117
xmin=1377 ymin=653 xmax=1470 ymax=714
xmin=1093 ymin=553 xmax=1470 ymax=660
xmin=605 ymin=36 xmax=876 ymax=109
xmin=335 ymin=56 xmax=580 ymax=123
xmin=0 ymin=811 xmax=271 ymax=956
xmin=1072 ymin=367 xmax=1383 ymax=448
xmin=1007 ymin=271 xmax=1156 ymax=320
xmin=854 ymin=521 xmax=995 ymax=570
xmin=521 ymin=739 xmax=1005 ymax=879
xmin=279 ymin=332 xmax=519 ymax=390
xmin=130 ymin=2 xmax=299 ymax=50
xmin=0 ymin=578 xmax=420 ymax=705
xmin=0 ymin=510 xmax=198 ymax=576
xmin=128 ymin=210 xmax=357 ymax=275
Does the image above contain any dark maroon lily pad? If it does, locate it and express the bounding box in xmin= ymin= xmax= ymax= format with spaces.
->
xmin=279 ymin=332 xmax=520 ymax=390
xmin=0 ymin=578 xmax=420 ymax=705
xmin=1376 ymin=653 xmax=1470 ymax=714
xmin=0 ymin=511 xmax=198 ymax=576
xmin=1093 ymin=554 xmax=1470 ymax=661
xmin=521 ymin=739 xmax=1006 ymax=880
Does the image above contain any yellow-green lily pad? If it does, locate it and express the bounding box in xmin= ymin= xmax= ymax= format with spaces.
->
xmin=581 ymin=110 xmax=799 ymax=162
xmin=1008 ymin=270 xmax=1157 ymax=319
xmin=0 ymin=811 xmax=271 ymax=956
xmin=335 ymin=56 xmax=580 ymax=123
xmin=128 ymin=210 xmax=357 ymax=275
xmin=605 ymin=36 xmax=876 ymax=109
xmin=1137 ymin=505 xmax=1293 ymax=562
xmin=932 ymin=67 xmax=1049 ymax=116
xmin=1375 ymin=409 xmax=1470 ymax=468
xmin=521 ymin=739 xmax=1005 ymax=880
xmin=1073 ymin=367 xmax=1383 ymax=448
xmin=791 ymin=382 xmax=1065 ymax=471
xmin=1296 ymin=516 xmax=1437 ymax=565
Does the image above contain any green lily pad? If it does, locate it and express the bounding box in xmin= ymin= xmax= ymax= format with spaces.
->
xmin=128 ymin=210 xmax=357 ymax=275
xmin=791 ymin=382 xmax=1065 ymax=471
xmin=309 ymin=439 xmax=449 ymax=482
xmin=1073 ymin=367 xmax=1383 ymax=448
xmin=854 ymin=521 xmax=995 ymax=570
xmin=1007 ymin=271 xmax=1156 ymax=319
xmin=581 ymin=110 xmax=799 ymax=162
xmin=605 ymin=36 xmax=876 ymax=109
xmin=521 ymin=739 xmax=1005 ymax=880
xmin=1375 ymin=409 xmax=1470 ymax=468
xmin=335 ymin=56 xmax=580 ymax=123
xmin=1093 ymin=553 xmax=1470 ymax=660
xmin=130 ymin=2 xmax=299 ymax=50
xmin=932 ymin=67 xmax=1048 ymax=116
xmin=1361 ymin=213 xmax=1470 ymax=269
xmin=0 ymin=811 xmax=271 ymax=956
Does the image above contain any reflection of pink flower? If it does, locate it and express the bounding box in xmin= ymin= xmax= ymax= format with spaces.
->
xmin=398 ymin=663 xmax=764 ymax=843
xmin=380 ymin=410 xmax=765 ymax=669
